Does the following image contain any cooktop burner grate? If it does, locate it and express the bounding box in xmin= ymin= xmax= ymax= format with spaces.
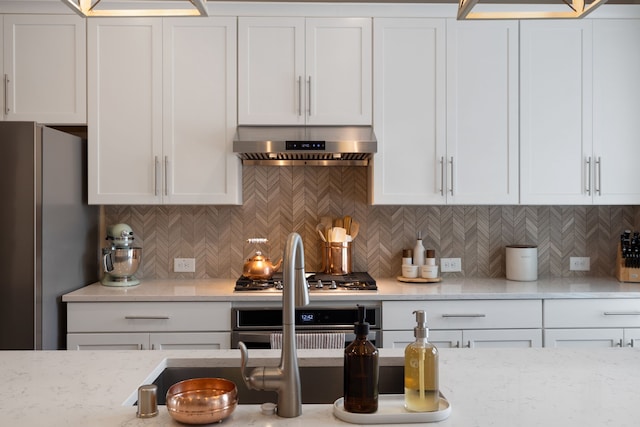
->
xmin=234 ymin=272 xmax=377 ymax=291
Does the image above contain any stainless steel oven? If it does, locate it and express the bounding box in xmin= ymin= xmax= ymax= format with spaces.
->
xmin=231 ymin=306 xmax=381 ymax=349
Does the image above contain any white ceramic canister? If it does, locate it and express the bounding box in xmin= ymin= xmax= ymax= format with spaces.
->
xmin=505 ymin=245 xmax=538 ymax=281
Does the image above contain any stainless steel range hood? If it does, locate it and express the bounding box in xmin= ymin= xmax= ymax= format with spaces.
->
xmin=233 ymin=126 xmax=377 ymax=166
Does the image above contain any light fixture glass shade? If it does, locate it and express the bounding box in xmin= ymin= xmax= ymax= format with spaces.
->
xmin=458 ymin=0 xmax=608 ymax=20
xmin=62 ymin=0 xmax=208 ymax=17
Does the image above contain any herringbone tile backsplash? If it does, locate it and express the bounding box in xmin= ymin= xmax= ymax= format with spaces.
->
xmin=105 ymin=167 xmax=639 ymax=280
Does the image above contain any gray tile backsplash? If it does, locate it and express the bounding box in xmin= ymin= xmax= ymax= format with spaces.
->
xmin=104 ymin=166 xmax=639 ymax=280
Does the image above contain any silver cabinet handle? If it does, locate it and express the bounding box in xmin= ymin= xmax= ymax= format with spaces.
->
xmin=464 ymin=341 xmax=471 ymax=348
xmin=3 ymin=74 xmax=9 ymax=114
xmin=164 ymin=156 xmax=168 ymax=196
xmin=585 ymin=157 xmax=592 ymax=195
xmin=627 ymin=340 xmax=634 ymax=348
xmin=298 ymin=76 xmax=302 ymax=117
xmin=154 ymin=156 xmax=160 ymax=196
xmin=454 ymin=341 xmax=460 ymax=348
xmin=448 ymin=156 xmax=454 ymax=196
xmin=307 ymin=76 xmax=312 ymax=116
xmin=595 ymin=156 xmax=602 ymax=196
xmin=439 ymin=156 xmax=445 ymax=196
xmin=616 ymin=338 xmax=623 ymax=347
xmin=124 ymin=315 xmax=170 ymax=320
xmin=603 ymin=312 xmax=640 ymax=316
xmin=442 ymin=314 xmax=486 ymax=318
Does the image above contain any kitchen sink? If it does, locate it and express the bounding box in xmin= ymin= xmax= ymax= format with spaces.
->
xmin=152 ymin=365 xmax=404 ymax=405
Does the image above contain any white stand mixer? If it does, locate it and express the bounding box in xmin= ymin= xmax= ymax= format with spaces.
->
xmin=101 ymin=223 xmax=142 ymax=287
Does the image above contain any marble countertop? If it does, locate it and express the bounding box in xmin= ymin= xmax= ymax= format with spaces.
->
xmin=62 ymin=276 xmax=640 ymax=302
xmin=2 ymin=347 xmax=639 ymax=426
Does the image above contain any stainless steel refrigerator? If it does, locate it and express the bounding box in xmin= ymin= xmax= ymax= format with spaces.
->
xmin=0 ymin=122 xmax=99 ymax=350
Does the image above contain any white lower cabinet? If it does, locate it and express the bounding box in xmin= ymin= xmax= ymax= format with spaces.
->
xmin=544 ymin=299 xmax=640 ymax=348
xmin=385 ymin=329 xmax=542 ymax=349
xmin=66 ymin=302 xmax=232 ymax=350
xmin=382 ymin=300 xmax=542 ymax=349
xmin=68 ymin=332 xmax=230 ymax=351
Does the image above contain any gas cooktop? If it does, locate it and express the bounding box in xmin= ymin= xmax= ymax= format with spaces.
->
xmin=234 ymin=272 xmax=377 ymax=292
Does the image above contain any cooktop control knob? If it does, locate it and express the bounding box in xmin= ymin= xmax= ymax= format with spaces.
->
xmin=329 ymin=280 xmax=337 ymax=289
xmin=315 ymin=279 xmax=323 ymax=289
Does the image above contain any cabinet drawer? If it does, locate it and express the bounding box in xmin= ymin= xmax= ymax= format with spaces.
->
xmin=67 ymin=302 xmax=231 ymax=333
xmin=544 ymin=299 xmax=640 ymax=328
xmin=383 ymin=300 xmax=542 ymax=330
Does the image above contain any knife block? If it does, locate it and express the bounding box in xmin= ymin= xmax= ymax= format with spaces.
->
xmin=615 ymin=243 xmax=640 ymax=283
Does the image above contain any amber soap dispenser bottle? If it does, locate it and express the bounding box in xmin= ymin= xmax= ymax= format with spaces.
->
xmin=344 ymin=305 xmax=379 ymax=413
xmin=404 ymin=310 xmax=439 ymax=412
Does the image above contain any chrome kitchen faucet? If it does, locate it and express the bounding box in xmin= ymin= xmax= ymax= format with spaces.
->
xmin=239 ymin=232 xmax=310 ymax=417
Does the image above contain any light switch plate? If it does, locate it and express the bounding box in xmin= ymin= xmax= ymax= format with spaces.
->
xmin=174 ymin=258 xmax=196 ymax=273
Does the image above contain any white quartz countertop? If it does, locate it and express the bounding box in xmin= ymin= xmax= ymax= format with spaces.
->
xmin=2 ymin=347 xmax=639 ymax=426
xmin=62 ymin=276 xmax=640 ymax=302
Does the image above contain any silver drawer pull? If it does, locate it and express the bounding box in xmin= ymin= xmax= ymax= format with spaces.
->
xmin=603 ymin=312 xmax=640 ymax=316
xmin=125 ymin=315 xmax=170 ymax=320
xmin=442 ymin=314 xmax=486 ymax=318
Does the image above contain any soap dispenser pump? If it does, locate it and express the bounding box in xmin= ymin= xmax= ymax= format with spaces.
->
xmin=344 ymin=305 xmax=379 ymax=413
xmin=404 ymin=310 xmax=439 ymax=412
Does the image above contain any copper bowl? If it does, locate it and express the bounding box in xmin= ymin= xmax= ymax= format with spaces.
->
xmin=166 ymin=378 xmax=238 ymax=424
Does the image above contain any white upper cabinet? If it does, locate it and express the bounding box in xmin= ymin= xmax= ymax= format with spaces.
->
xmin=520 ymin=20 xmax=593 ymax=205
xmin=88 ymin=17 xmax=241 ymax=205
xmin=162 ymin=18 xmax=241 ymax=205
xmin=446 ymin=19 xmax=519 ymax=205
xmin=592 ymin=19 xmax=640 ymax=205
xmin=371 ymin=18 xmax=517 ymax=205
xmin=88 ymin=18 xmax=162 ymax=204
xmin=238 ymin=17 xmax=372 ymax=125
xmin=371 ymin=18 xmax=445 ymax=205
xmin=2 ymin=15 xmax=86 ymax=124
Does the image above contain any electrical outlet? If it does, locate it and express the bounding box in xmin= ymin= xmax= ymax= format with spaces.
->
xmin=441 ymin=258 xmax=462 ymax=273
xmin=570 ymin=257 xmax=590 ymax=271
xmin=174 ymin=258 xmax=196 ymax=273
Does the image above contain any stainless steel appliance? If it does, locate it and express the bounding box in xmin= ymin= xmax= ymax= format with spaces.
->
xmin=233 ymin=125 xmax=377 ymax=166
xmin=234 ymin=272 xmax=377 ymax=292
xmin=101 ymin=223 xmax=142 ymax=287
xmin=231 ymin=305 xmax=381 ymax=349
xmin=0 ymin=122 xmax=99 ymax=350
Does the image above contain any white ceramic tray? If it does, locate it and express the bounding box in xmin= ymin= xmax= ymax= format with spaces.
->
xmin=333 ymin=393 xmax=451 ymax=424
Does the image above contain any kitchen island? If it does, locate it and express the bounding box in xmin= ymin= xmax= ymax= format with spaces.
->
xmin=1 ymin=347 xmax=638 ymax=426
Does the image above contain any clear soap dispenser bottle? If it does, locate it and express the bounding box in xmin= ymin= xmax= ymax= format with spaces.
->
xmin=404 ymin=310 xmax=439 ymax=412
xmin=344 ymin=305 xmax=379 ymax=413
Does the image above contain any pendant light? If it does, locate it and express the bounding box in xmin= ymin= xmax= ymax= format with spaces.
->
xmin=458 ymin=0 xmax=608 ymax=20
xmin=62 ymin=0 xmax=208 ymax=17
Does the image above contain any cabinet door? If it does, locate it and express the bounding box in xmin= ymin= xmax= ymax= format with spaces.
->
xmin=150 ymin=332 xmax=230 ymax=350
xmin=67 ymin=333 xmax=149 ymax=350
xmin=520 ymin=21 xmax=593 ymax=204
xmin=544 ymin=328 xmax=624 ymax=348
xmin=305 ymin=18 xmax=372 ymax=125
xmin=3 ymin=15 xmax=86 ymax=123
xmin=624 ymin=328 xmax=640 ymax=348
xmin=383 ymin=330 xmax=461 ymax=349
xmin=162 ymin=17 xmax=241 ymax=205
xmin=371 ymin=18 xmax=446 ymax=205
xmin=464 ymin=329 xmax=542 ymax=348
xmin=446 ymin=20 xmax=519 ymax=205
xmin=592 ymin=20 xmax=640 ymax=205
xmin=88 ymin=18 xmax=163 ymax=204
xmin=238 ymin=17 xmax=304 ymax=125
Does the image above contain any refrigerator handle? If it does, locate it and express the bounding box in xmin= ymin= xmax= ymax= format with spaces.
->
xmin=3 ymin=74 xmax=8 ymax=114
